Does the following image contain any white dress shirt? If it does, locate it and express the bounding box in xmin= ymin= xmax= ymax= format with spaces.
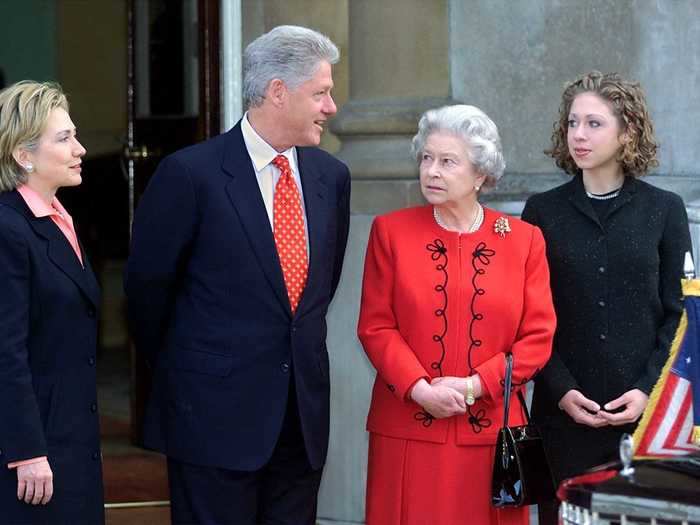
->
xmin=240 ymin=113 xmax=308 ymax=245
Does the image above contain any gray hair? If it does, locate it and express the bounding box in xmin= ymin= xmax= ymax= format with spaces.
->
xmin=411 ymin=104 xmax=506 ymax=188
xmin=243 ymin=25 xmax=339 ymax=108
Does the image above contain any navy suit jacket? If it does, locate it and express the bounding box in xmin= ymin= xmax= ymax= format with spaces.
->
xmin=0 ymin=190 xmax=104 ymax=523
xmin=125 ymin=122 xmax=351 ymax=471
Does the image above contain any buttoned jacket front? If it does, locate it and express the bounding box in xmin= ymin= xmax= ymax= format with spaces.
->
xmin=358 ymin=206 xmax=556 ymax=445
xmin=0 ymin=190 xmax=103 ymax=523
xmin=125 ymin=122 xmax=351 ymax=471
xmin=522 ymin=175 xmax=692 ymax=431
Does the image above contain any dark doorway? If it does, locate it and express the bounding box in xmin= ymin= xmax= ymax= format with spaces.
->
xmin=98 ymin=0 xmax=221 ymax=519
xmin=125 ymin=0 xmax=221 ymax=447
xmin=0 ymin=1 xmax=222 ymax=520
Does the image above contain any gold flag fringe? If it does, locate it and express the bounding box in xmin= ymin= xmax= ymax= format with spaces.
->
xmin=633 ymin=278 xmax=700 ymax=458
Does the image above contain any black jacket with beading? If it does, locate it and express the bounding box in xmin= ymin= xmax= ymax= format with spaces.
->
xmin=522 ymin=175 xmax=691 ymax=429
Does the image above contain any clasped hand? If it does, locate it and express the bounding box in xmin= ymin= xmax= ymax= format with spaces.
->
xmin=559 ymin=388 xmax=648 ymax=428
xmin=410 ymin=378 xmax=466 ymax=418
xmin=17 ymin=459 xmax=53 ymax=505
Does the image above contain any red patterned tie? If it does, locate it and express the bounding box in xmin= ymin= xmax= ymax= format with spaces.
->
xmin=272 ymin=154 xmax=308 ymax=313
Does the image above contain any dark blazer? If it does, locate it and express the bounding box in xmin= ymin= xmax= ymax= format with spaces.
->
xmin=522 ymin=174 xmax=691 ymax=481
xmin=125 ymin=122 xmax=351 ymax=472
xmin=0 ymin=190 xmax=104 ymax=524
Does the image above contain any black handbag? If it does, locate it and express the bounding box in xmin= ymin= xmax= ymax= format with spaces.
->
xmin=491 ymin=353 xmax=556 ymax=507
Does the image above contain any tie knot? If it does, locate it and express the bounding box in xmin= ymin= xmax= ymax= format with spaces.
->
xmin=272 ymin=154 xmax=291 ymax=174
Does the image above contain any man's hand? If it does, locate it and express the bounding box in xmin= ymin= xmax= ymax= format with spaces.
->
xmin=410 ymin=379 xmax=466 ymax=419
xmin=17 ymin=459 xmax=53 ymax=505
xmin=599 ymin=389 xmax=649 ymax=426
xmin=558 ymin=389 xmax=608 ymax=428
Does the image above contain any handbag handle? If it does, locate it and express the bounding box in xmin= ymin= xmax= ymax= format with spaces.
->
xmin=502 ymin=352 xmax=531 ymax=428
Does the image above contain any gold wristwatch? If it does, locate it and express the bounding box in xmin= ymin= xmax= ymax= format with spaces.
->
xmin=465 ymin=377 xmax=475 ymax=406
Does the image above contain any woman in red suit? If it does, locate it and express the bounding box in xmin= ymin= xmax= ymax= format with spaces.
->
xmin=358 ymin=104 xmax=556 ymax=525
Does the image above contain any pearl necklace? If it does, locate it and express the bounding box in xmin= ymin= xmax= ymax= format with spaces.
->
xmin=433 ymin=203 xmax=484 ymax=233
xmin=586 ymin=188 xmax=622 ymax=200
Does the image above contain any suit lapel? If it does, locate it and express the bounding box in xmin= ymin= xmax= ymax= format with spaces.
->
xmin=79 ymin=238 xmax=101 ymax=305
xmin=222 ymin=125 xmax=291 ymax=316
xmin=296 ymin=147 xmax=328 ymax=317
xmin=567 ymin=173 xmax=637 ymax=231
xmin=604 ymin=175 xmax=636 ymax=219
xmin=567 ymin=174 xmax=603 ymax=230
xmin=1 ymin=190 xmax=99 ymax=308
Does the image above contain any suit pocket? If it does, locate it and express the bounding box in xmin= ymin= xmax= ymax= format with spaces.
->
xmin=169 ymin=348 xmax=235 ymax=377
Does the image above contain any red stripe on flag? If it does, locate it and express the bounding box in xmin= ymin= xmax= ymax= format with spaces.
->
xmin=636 ymin=374 xmax=679 ymax=455
xmin=662 ymin=386 xmax=692 ymax=450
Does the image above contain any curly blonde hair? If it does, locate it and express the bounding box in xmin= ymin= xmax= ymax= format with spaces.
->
xmin=546 ymin=71 xmax=658 ymax=177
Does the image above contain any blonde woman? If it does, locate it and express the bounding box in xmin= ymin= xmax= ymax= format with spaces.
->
xmin=0 ymin=81 xmax=103 ymax=524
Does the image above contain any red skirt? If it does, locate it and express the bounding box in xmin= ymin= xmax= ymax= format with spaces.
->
xmin=366 ymin=420 xmax=528 ymax=525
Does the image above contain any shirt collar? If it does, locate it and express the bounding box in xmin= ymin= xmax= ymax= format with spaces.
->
xmin=241 ymin=112 xmax=296 ymax=171
xmin=17 ymin=185 xmax=64 ymax=219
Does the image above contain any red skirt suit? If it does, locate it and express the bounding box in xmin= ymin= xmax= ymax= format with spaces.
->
xmin=358 ymin=205 xmax=556 ymax=525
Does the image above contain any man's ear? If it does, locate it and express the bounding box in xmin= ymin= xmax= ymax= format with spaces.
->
xmin=266 ymin=79 xmax=287 ymax=108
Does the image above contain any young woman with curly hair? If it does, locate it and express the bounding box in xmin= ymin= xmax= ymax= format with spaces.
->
xmin=522 ymin=71 xmax=692 ymax=524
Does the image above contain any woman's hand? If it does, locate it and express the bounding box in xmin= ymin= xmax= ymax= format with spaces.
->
xmin=599 ymin=389 xmax=649 ymax=426
xmin=410 ymin=379 xmax=466 ymax=418
xmin=17 ymin=459 xmax=53 ymax=505
xmin=431 ymin=374 xmax=483 ymax=399
xmin=558 ymin=389 xmax=608 ymax=428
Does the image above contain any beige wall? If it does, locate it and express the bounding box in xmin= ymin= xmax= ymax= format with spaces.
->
xmin=56 ymin=0 xmax=128 ymax=157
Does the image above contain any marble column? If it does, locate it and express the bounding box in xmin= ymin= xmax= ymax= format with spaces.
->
xmin=330 ymin=0 xmax=454 ymax=214
xmin=318 ymin=2 xmax=452 ymax=523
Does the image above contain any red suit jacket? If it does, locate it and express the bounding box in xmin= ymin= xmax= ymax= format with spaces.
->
xmin=358 ymin=205 xmax=556 ymax=445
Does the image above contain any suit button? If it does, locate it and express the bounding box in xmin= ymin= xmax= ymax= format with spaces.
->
xmin=88 ymin=356 xmax=96 ymax=366
xmin=291 ymin=326 xmax=297 ymax=333
xmin=87 ymin=306 xmax=96 ymax=318
xmin=90 ymin=403 xmax=97 ymax=413
xmin=599 ymin=334 xmax=607 ymax=341
xmin=598 ymin=266 xmax=606 ymax=274
xmin=598 ymin=300 xmax=606 ymax=307
xmin=92 ymin=451 xmax=100 ymax=460
xmin=280 ymin=362 xmax=290 ymax=373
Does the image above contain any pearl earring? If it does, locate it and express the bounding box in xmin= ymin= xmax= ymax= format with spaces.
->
xmin=25 ymin=163 xmax=34 ymax=173
xmin=475 ymin=185 xmax=481 ymax=191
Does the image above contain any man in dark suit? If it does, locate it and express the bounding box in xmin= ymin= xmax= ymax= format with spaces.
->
xmin=125 ymin=25 xmax=350 ymax=525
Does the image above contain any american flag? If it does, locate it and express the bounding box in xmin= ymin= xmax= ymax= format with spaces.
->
xmin=633 ymin=278 xmax=700 ymax=458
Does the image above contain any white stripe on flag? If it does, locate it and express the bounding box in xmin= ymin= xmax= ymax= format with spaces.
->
xmin=648 ymin=378 xmax=691 ymax=455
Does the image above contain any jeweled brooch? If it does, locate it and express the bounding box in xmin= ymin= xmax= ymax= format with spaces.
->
xmin=494 ymin=216 xmax=511 ymax=238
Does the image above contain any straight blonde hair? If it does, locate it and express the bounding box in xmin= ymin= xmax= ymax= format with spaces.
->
xmin=0 ymin=80 xmax=68 ymax=192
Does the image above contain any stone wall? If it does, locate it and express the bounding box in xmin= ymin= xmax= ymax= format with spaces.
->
xmin=316 ymin=2 xmax=700 ymax=523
